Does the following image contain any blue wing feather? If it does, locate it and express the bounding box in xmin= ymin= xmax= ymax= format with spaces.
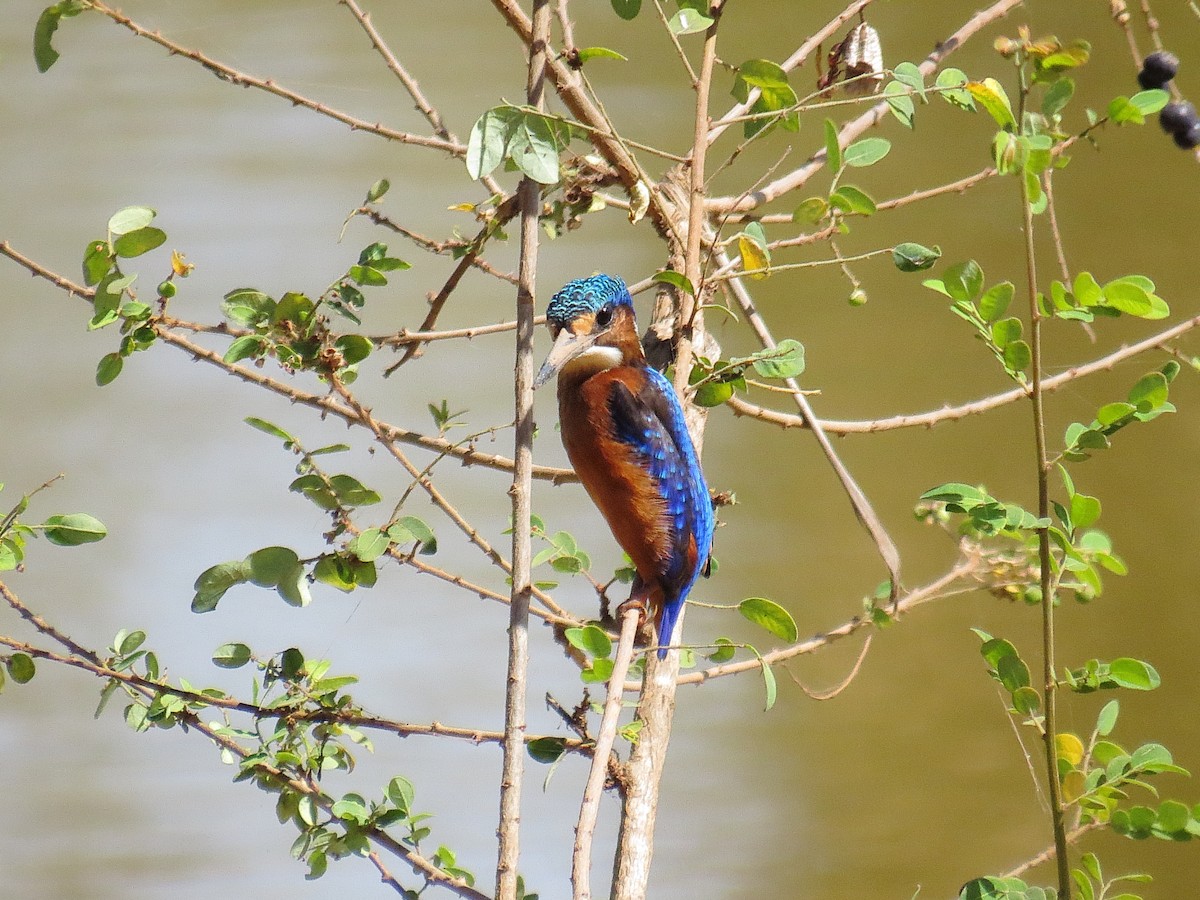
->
xmin=608 ymin=366 xmax=713 ymax=656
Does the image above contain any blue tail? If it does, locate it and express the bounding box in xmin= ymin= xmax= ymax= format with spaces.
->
xmin=656 ymin=599 xmax=684 ymax=659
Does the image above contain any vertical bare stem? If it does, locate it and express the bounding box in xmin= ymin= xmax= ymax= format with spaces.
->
xmin=1021 ymin=110 xmax=1071 ymax=899
xmin=671 ymin=2 xmax=721 ymax=398
xmin=572 ymin=609 xmax=640 ymax=899
xmin=612 ymin=9 xmax=722 ymax=900
xmin=497 ymin=2 xmax=550 ymax=898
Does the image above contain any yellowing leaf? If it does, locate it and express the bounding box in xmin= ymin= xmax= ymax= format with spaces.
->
xmin=737 ymin=233 xmax=770 ymax=279
xmin=967 ymin=78 xmax=1016 ymax=129
xmin=1056 ymin=732 xmax=1085 ymax=766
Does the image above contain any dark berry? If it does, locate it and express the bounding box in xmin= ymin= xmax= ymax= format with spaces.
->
xmin=1173 ymin=120 xmax=1200 ymax=149
xmin=1138 ymin=50 xmax=1180 ymax=90
xmin=1159 ymin=100 xmax=1197 ymax=134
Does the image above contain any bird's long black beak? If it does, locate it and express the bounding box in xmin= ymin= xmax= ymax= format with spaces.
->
xmin=533 ymin=328 xmax=596 ymax=389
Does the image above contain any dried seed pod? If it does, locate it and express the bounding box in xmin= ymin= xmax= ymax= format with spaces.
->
xmin=841 ymin=22 xmax=884 ymax=96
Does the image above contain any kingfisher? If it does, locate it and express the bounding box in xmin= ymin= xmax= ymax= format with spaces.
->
xmin=533 ymin=274 xmax=714 ymax=659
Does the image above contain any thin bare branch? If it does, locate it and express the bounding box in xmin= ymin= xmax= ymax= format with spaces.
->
xmin=0 ymin=581 xmax=486 ymax=899
xmin=717 ymin=246 xmax=901 ymax=598
xmin=498 ymin=3 xmax=550 ymax=895
xmin=706 ymin=0 xmax=1026 ymax=214
xmin=86 ymin=1 xmax=464 ymax=155
xmin=572 ymin=608 xmax=639 ymax=899
xmin=704 ymin=0 xmax=875 ymax=148
xmin=657 ymin=559 xmax=979 ymax=689
xmin=356 ymin=207 xmax=519 ymax=284
xmin=725 ymin=312 xmax=1200 ymax=433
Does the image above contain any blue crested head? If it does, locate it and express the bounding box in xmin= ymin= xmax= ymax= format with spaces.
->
xmin=545 ymin=274 xmax=632 ymax=328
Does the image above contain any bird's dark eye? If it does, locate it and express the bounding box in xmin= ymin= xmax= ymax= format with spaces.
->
xmin=595 ymin=304 xmax=614 ymax=328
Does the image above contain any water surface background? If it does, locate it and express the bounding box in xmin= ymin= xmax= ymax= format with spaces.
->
xmin=2 ymin=2 xmax=1198 ymax=897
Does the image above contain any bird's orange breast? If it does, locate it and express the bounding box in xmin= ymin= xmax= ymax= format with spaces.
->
xmin=559 ymin=367 xmax=671 ymax=593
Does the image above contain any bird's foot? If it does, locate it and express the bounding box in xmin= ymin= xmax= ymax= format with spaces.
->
xmin=615 ymin=595 xmax=649 ymax=628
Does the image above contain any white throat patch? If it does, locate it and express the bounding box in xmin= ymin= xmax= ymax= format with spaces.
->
xmin=562 ymin=345 xmax=623 ymax=377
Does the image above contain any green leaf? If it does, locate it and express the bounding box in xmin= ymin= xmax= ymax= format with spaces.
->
xmin=1070 ymin=493 xmax=1101 ymax=529
xmin=527 ymin=736 xmax=567 ymax=764
xmin=191 ymin=560 xmax=251 ymax=613
xmin=739 ymin=597 xmax=798 ymax=643
xmin=335 ymin=334 xmax=373 ymax=366
xmin=921 ymin=482 xmax=986 ymax=506
xmin=565 ymin=624 xmax=613 ymax=658
xmin=581 ymin=657 xmax=614 ymax=683
xmin=365 ymin=178 xmax=390 ymax=202
xmin=276 ymin=563 xmax=312 ymax=607
xmin=892 ymin=243 xmax=941 ymax=272
xmin=1102 ymin=280 xmax=1154 ymax=317
xmin=350 ymin=528 xmax=390 ymax=563
xmin=223 ymin=335 xmax=265 ymax=364
xmin=991 ymin=317 xmax=1022 ymax=349
xmin=113 ymin=227 xmax=166 ymax=259
xmin=82 ymin=241 xmax=114 ymax=286
xmin=8 ymin=653 xmax=36 ymax=684
xmin=34 ymin=2 xmax=85 ymax=73
xmin=508 ymin=112 xmax=561 ymax=184
xmin=1003 ymin=340 xmax=1031 ymax=375
xmin=1043 ymin=77 xmax=1075 ymax=117
xmin=1109 ymin=658 xmax=1160 ymax=691
xmin=1157 ymin=799 xmax=1191 ymax=834
xmin=750 ymin=339 xmax=804 ymax=379
xmin=248 ymin=546 xmax=300 ymax=588
xmin=891 ymin=62 xmax=926 ymax=100
xmin=576 ymin=47 xmax=628 ymax=64
xmin=823 ymin=118 xmax=842 ymax=171
xmin=390 ymin=515 xmax=437 ymax=554
xmin=829 ymin=185 xmax=876 ymax=216
xmin=1127 ymin=372 xmax=1168 ymax=411
xmin=212 ymin=642 xmax=252 ymax=669
xmin=222 ymin=288 xmax=275 ymax=327
xmin=650 ymin=270 xmax=695 ymax=296
xmin=1130 ymin=88 xmax=1169 ymax=115
xmin=328 ymin=474 xmax=381 ymax=507
xmin=1096 ymin=402 xmax=1135 ymax=427
xmin=1096 ymin=699 xmax=1120 ymax=736
xmin=331 ymin=793 xmax=369 ymax=825
xmin=978 ymin=282 xmax=1015 ymax=323
xmin=43 ymin=513 xmax=107 ymax=546
xmin=882 ymin=80 xmax=916 ymax=128
xmin=668 ymin=7 xmax=713 ymax=35
xmin=759 ymin=654 xmax=777 ymax=711
xmin=1012 ymin=686 xmax=1041 ymax=715
xmin=692 ymin=380 xmax=734 ymax=407
xmin=243 ymin=417 xmax=296 ymax=445
xmin=843 ymin=137 xmax=891 ymax=168
xmin=996 ymin=654 xmax=1031 ymax=692
xmin=610 ymin=0 xmax=641 ymax=19
xmin=387 ymin=775 xmax=415 ymax=814
xmin=732 ymin=59 xmax=799 ymax=137
xmin=107 ymin=206 xmax=156 ymax=236
xmin=1108 ymin=95 xmax=1148 ymax=125
xmin=792 ymin=197 xmax=828 ymax=224
xmin=348 ymin=264 xmax=387 ymax=287
xmin=466 ymin=106 xmax=518 ymax=181
xmin=944 ymin=260 xmax=984 ymax=303
xmin=935 ymin=68 xmax=974 ymax=111
xmin=96 ymin=352 xmax=123 ymax=386
xmin=707 ymin=638 xmax=735 ymax=663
